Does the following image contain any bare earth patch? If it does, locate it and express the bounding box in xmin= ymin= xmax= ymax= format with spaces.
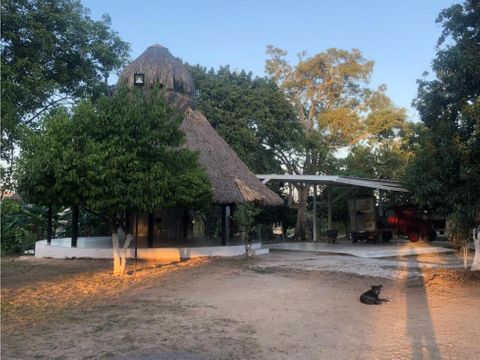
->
xmin=2 ymin=253 xmax=479 ymax=359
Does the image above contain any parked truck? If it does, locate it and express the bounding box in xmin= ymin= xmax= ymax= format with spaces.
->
xmin=348 ymin=197 xmax=443 ymax=243
xmin=378 ymin=205 xmax=443 ymax=242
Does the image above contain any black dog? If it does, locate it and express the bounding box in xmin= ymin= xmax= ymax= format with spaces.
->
xmin=360 ymin=285 xmax=391 ymax=305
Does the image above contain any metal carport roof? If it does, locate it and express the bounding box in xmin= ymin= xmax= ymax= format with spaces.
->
xmin=256 ymin=174 xmax=409 ymax=193
xmin=256 ymin=174 xmax=408 ymax=242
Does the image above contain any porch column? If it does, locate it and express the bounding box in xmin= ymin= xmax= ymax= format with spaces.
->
xmin=313 ymin=184 xmax=317 ymax=242
xmin=221 ymin=205 xmax=229 ymax=246
xmin=327 ymin=186 xmax=333 ymax=229
xmin=147 ymin=213 xmax=154 ymax=248
xmin=71 ymin=204 xmax=79 ymax=247
xmin=47 ymin=204 xmax=52 ymax=244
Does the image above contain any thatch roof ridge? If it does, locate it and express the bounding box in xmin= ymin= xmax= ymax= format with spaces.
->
xmin=181 ymin=109 xmax=283 ymax=206
xmin=118 ymin=45 xmax=195 ymax=95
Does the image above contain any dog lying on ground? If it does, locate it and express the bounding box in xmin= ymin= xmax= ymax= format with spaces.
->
xmin=360 ymin=285 xmax=392 ymax=305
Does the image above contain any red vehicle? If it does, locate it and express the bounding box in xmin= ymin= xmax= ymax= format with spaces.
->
xmin=349 ymin=198 xmax=444 ymax=243
xmin=378 ymin=206 xmax=442 ymax=242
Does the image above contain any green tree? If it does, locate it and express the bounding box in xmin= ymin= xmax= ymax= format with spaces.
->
xmin=17 ymin=87 xmax=213 ymax=274
xmin=233 ymin=203 xmax=261 ymax=256
xmin=342 ymin=137 xmax=414 ymax=182
xmin=187 ymin=64 xmax=303 ymax=174
xmin=1 ymin=0 xmax=130 ymax=193
xmin=265 ymin=46 xmax=407 ymax=239
xmin=405 ymin=0 xmax=480 ymax=268
xmin=16 ymin=109 xmax=76 ymax=242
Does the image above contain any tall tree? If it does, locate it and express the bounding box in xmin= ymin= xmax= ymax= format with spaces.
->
xmin=17 ymin=87 xmax=213 ymax=274
xmin=406 ymin=0 xmax=480 ymax=268
xmin=265 ymin=47 xmax=406 ymax=239
xmin=187 ymin=64 xmax=303 ymax=174
xmin=1 ymin=0 xmax=130 ymax=193
xmin=15 ymin=108 xmax=73 ymax=242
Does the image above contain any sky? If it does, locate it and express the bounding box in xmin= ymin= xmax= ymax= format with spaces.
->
xmin=83 ymin=0 xmax=458 ymax=120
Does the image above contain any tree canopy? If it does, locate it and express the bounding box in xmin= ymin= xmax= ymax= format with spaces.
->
xmin=187 ymin=64 xmax=303 ymax=174
xmin=17 ymin=87 xmax=213 ymax=230
xmin=265 ymin=46 xmax=408 ymax=238
xmin=406 ymin=0 xmax=480 ymax=231
xmin=1 ymin=0 xmax=130 ymax=192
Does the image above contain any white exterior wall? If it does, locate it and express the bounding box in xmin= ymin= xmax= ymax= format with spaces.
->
xmin=35 ymin=238 xmax=266 ymax=261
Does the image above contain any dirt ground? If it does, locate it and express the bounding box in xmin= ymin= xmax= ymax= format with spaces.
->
xmin=2 ymin=252 xmax=480 ymax=360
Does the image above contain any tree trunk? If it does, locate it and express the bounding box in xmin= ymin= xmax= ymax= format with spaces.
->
xmin=294 ymin=146 xmax=314 ymax=241
xmin=472 ymin=227 xmax=480 ymax=271
xmin=242 ymin=231 xmax=251 ymax=257
xmin=112 ymin=228 xmax=134 ymax=276
xmin=294 ymin=185 xmax=308 ymax=241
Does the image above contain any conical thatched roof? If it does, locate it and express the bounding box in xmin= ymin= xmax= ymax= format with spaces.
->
xmin=181 ymin=109 xmax=283 ymax=205
xmin=118 ymin=44 xmax=283 ymax=206
xmin=118 ymin=44 xmax=195 ymax=96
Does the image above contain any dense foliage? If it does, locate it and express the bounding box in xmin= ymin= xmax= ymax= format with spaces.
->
xmin=406 ymin=0 xmax=480 ymax=241
xmin=187 ymin=64 xmax=303 ymax=174
xmin=1 ymin=199 xmax=44 ymax=254
xmin=16 ymin=87 xmax=213 ymax=233
xmin=1 ymin=0 xmax=130 ymax=193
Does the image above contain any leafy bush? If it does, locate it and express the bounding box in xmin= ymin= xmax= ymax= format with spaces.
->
xmin=1 ymin=199 xmax=39 ymax=255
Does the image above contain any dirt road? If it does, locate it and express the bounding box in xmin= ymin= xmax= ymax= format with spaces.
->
xmin=2 ymin=253 xmax=479 ymax=359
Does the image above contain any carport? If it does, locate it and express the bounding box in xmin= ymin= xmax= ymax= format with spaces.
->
xmin=256 ymin=174 xmax=409 ymax=241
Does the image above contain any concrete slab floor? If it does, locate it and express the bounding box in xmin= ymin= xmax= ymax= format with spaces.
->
xmin=251 ymin=250 xmax=469 ymax=280
xmin=267 ymin=241 xmax=454 ymax=258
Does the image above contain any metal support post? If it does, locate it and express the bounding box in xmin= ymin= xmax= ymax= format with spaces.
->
xmin=313 ymin=184 xmax=317 ymax=241
xmin=328 ymin=186 xmax=333 ymax=230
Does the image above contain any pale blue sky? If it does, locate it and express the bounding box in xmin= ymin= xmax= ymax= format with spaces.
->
xmin=83 ymin=0 xmax=457 ymax=120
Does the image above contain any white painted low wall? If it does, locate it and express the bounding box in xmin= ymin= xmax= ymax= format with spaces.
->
xmin=35 ymin=238 xmax=267 ymax=261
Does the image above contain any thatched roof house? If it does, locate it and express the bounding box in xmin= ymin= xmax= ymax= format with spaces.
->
xmin=118 ymin=44 xmax=283 ymax=207
xmin=120 ymin=44 xmax=195 ymax=95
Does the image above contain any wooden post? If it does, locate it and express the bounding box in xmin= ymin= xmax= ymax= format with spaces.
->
xmin=71 ymin=204 xmax=79 ymax=247
xmin=221 ymin=205 xmax=229 ymax=246
xmin=47 ymin=204 xmax=52 ymax=244
xmin=147 ymin=213 xmax=154 ymax=248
